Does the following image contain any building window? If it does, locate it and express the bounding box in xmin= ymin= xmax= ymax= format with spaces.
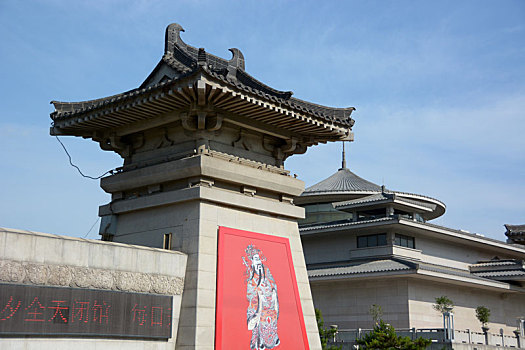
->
xmin=395 ymin=234 xmax=415 ymax=249
xmin=163 ymin=233 xmax=172 ymax=250
xmin=357 ymin=233 xmax=387 ymax=248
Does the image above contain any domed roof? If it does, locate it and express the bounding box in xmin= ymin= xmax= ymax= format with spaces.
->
xmin=297 ymin=166 xmax=446 ymax=220
xmin=303 ymin=168 xmax=381 ymax=195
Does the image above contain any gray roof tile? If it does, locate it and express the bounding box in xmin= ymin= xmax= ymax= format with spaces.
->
xmin=474 ymin=270 xmax=525 ymax=278
xmin=308 ymin=258 xmax=505 ymax=284
xmin=308 ymin=259 xmax=415 ymax=278
xmin=303 ymin=168 xmax=381 ymax=195
xmin=333 ymin=192 xmax=436 ymax=211
xmin=51 ymin=23 xmax=355 ymax=128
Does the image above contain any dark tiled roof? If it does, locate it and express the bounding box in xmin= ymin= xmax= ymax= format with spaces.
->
xmin=333 ymin=192 xmax=436 ymax=211
xmin=417 ymin=262 xmax=491 ymax=282
xmin=300 ymin=216 xmax=396 ymax=233
xmin=334 ymin=192 xmax=392 ymax=206
xmin=51 ymin=23 xmax=354 ymax=128
xmin=505 ymin=224 xmax=525 ymax=234
xmin=308 ymin=259 xmax=416 ymax=278
xmin=303 ymin=168 xmax=382 ymax=195
xmin=470 ymin=259 xmax=525 ymax=282
xmin=308 ymin=258 xmax=506 ymax=285
xmin=476 ymin=271 xmax=525 ymax=281
xmin=474 ymin=270 xmax=525 ymax=278
xmin=505 ymin=224 xmax=525 ymax=244
xmin=301 ymin=168 xmax=443 ymax=203
xmin=472 ymin=260 xmax=518 ymax=267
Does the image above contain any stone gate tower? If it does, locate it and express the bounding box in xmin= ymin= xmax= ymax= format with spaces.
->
xmin=50 ymin=23 xmax=355 ymax=350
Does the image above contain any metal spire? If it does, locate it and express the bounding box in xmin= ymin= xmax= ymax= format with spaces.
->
xmin=341 ymin=141 xmax=347 ymax=169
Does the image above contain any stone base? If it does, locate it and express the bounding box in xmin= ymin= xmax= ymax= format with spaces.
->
xmin=104 ymin=154 xmax=322 ymax=349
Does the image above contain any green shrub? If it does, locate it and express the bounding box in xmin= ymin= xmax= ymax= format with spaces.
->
xmin=475 ymin=306 xmax=490 ymax=328
xmin=315 ymin=308 xmax=342 ymax=350
xmin=433 ymin=296 xmax=454 ymax=314
xmin=356 ymin=320 xmax=431 ymax=350
xmin=369 ymin=304 xmax=383 ymax=325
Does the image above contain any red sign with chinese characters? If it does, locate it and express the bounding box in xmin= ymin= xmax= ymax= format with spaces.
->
xmin=215 ymin=227 xmax=310 ymax=350
xmin=0 ymin=283 xmax=172 ymax=338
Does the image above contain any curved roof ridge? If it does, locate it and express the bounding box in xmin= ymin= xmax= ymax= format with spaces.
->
xmin=386 ymin=190 xmax=446 ymax=211
xmin=303 ymin=168 xmax=381 ymax=194
xmin=51 ymin=23 xmax=355 ymax=129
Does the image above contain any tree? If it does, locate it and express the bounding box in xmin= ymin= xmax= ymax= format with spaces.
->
xmin=356 ymin=320 xmax=431 ymax=350
xmin=369 ymin=304 xmax=383 ymax=325
xmin=433 ymin=296 xmax=454 ymax=314
xmin=475 ymin=306 xmax=491 ymax=330
xmin=315 ymin=308 xmax=342 ymax=350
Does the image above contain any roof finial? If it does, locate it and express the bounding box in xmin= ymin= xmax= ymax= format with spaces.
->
xmin=197 ymin=48 xmax=207 ymax=66
xmin=341 ymin=141 xmax=347 ymax=169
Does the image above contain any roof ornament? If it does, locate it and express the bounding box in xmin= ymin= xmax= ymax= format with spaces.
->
xmin=165 ymin=23 xmax=186 ymax=54
xmin=197 ymin=48 xmax=207 ymax=67
xmin=340 ymin=141 xmax=347 ymax=170
xmin=228 ymin=48 xmax=245 ymax=70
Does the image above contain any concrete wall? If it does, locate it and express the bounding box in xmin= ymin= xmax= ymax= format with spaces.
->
xmin=310 ymin=275 xmax=525 ymax=337
xmin=408 ymin=279 xmax=525 ymax=335
xmin=302 ymin=233 xmax=356 ymax=265
xmin=412 ymin=234 xmax=520 ymax=270
xmin=302 ymin=225 xmax=522 ymax=270
xmin=0 ymin=227 xmax=187 ymax=350
xmin=310 ymin=278 xmax=410 ymax=329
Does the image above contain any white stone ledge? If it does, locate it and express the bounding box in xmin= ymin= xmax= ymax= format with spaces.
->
xmin=99 ymin=186 xmax=305 ymax=219
xmin=101 ymin=154 xmax=304 ymax=196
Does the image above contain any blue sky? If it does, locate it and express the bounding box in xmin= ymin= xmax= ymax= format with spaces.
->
xmin=1 ymin=0 xmax=523 ymax=240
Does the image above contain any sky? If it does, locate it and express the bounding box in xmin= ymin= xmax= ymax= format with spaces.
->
xmin=0 ymin=0 xmax=523 ymax=241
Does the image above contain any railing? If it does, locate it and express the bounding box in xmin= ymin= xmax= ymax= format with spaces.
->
xmin=332 ymin=328 xmax=523 ymax=348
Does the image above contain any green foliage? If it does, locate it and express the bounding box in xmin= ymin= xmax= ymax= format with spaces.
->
xmin=475 ymin=306 xmax=490 ymax=327
xmin=315 ymin=308 xmax=342 ymax=350
xmin=356 ymin=320 xmax=432 ymax=350
xmin=369 ymin=304 xmax=383 ymax=324
xmin=433 ymin=296 xmax=454 ymax=314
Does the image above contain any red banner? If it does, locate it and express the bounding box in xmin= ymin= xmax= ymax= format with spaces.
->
xmin=216 ymin=226 xmax=309 ymax=349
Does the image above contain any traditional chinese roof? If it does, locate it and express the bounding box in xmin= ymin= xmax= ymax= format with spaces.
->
xmin=308 ymin=257 xmax=517 ymax=289
xmin=296 ymin=166 xmax=445 ymax=219
xmin=308 ymin=258 xmax=500 ymax=284
xmin=303 ymin=168 xmax=382 ymax=195
xmin=50 ymin=23 xmax=354 ymax=143
xmin=470 ymin=259 xmax=525 ymax=283
xmin=333 ymin=191 xmax=437 ymax=213
xmin=505 ymin=224 xmax=525 ymax=244
xmin=308 ymin=259 xmax=415 ymax=278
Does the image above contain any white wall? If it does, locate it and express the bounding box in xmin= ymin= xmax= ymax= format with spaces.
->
xmin=311 ymin=278 xmax=410 ymax=329
xmin=408 ymin=279 xmax=525 ymax=334
xmin=0 ymin=227 xmax=187 ymax=350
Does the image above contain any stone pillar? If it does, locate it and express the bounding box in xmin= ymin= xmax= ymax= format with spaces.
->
xmin=98 ymin=154 xmax=322 ymax=350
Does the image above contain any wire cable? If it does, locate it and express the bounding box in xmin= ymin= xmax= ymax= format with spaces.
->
xmin=83 ymin=217 xmax=100 ymax=238
xmin=55 ymin=135 xmax=113 ymax=180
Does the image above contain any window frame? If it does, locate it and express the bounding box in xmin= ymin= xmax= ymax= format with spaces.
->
xmin=357 ymin=233 xmax=387 ymax=248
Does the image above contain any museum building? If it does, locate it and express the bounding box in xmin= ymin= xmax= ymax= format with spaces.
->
xmin=1 ymin=21 xmax=524 ymax=350
xmin=1 ymin=22 xmax=357 ymax=350
xmin=296 ymin=156 xmax=525 ymax=338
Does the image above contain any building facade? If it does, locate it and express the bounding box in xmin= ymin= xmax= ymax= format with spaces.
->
xmin=0 ymin=23 xmax=357 ymax=349
xmin=296 ymin=161 xmax=525 ymax=336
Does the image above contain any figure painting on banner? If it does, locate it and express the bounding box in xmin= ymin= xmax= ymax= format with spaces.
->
xmin=243 ymin=244 xmax=280 ymax=349
xmin=215 ymin=226 xmax=309 ymax=350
